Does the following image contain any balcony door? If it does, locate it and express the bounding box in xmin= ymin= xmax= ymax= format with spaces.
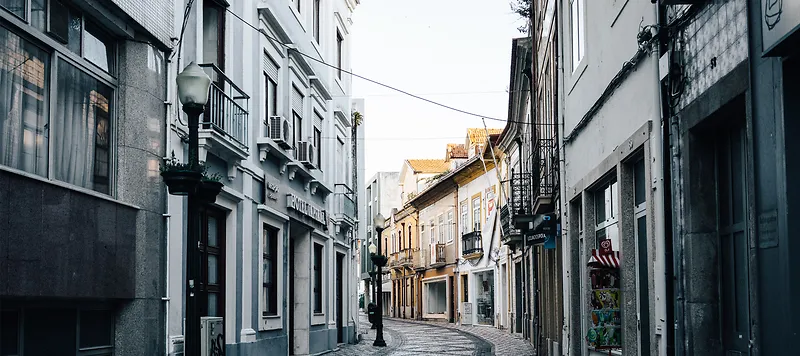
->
xmin=201 ymin=207 xmax=226 ymax=319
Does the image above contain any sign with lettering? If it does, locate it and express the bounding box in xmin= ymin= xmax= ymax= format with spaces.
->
xmin=266 ymin=181 xmax=279 ymax=201
xmin=762 ymin=0 xmax=800 ymax=54
xmin=286 ymin=193 xmax=327 ymax=225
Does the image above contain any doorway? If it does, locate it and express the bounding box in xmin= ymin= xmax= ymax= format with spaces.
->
xmin=336 ymin=252 xmax=344 ymax=343
xmin=449 ymin=276 xmax=455 ymax=323
xmin=201 ymin=207 xmax=226 ymax=319
xmin=716 ymin=123 xmax=749 ymax=355
xmin=289 ymin=239 xmax=295 ymax=354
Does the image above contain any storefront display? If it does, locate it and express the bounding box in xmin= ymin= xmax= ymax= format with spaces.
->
xmin=586 ymin=239 xmax=622 ymax=350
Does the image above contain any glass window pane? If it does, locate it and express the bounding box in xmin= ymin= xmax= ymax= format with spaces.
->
xmin=208 ymin=255 xmax=218 ymax=284
xmin=83 ymin=23 xmax=113 ymax=73
xmin=595 ymin=226 xmax=606 ymax=248
xmin=31 ymin=0 xmax=46 ymax=31
xmin=1 ymin=310 xmax=19 ymax=356
xmin=0 ymin=26 xmax=50 ymax=177
xmin=634 ymin=159 xmax=646 ymax=206
xmin=0 ymin=0 xmax=25 ymax=19
xmin=53 ymin=60 xmax=113 ymax=194
xmin=594 ymin=189 xmax=606 ymax=224
xmin=208 ymin=293 xmax=218 ymax=317
xmin=79 ymin=310 xmax=113 ymax=348
xmin=207 ymin=217 xmax=218 ymax=247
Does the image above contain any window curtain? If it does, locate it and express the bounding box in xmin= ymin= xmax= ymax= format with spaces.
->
xmin=0 ymin=27 xmax=49 ymax=177
xmin=53 ymin=60 xmax=112 ymax=194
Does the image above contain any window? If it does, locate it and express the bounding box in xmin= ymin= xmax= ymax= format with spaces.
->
xmin=314 ymin=127 xmax=322 ymax=167
xmin=460 ymin=201 xmax=469 ymax=235
xmin=337 ymin=137 xmax=346 ymax=183
xmin=336 ymin=31 xmax=343 ymax=79
xmin=293 ymin=113 xmax=302 ymax=151
xmin=313 ymin=243 xmax=324 ymax=313
xmin=313 ymin=0 xmax=321 ymax=43
xmin=408 ymin=225 xmax=413 ymax=248
xmin=263 ymin=225 xmax=278 ymax=316
xmin=429 ymin=219 xmax=435 ymax=245
xmin=461 ymin=274 xmax=469 ymax=302
xmin=472 ymin=196 xmax=481 ymax=232
xmin=569 ymin=0 xmax=585 ymax=71
xmin=438 ymin=214 xmax=445 ymax=244
xmin=265 ymin=73 xmax=278 ymax=117
xmin=0 ymin=0 xmax=24 ymax=18
xmin=594 ymin=179 xmax=619 ymax=250
xmin=447 ymin=210 xmax=454 ymax=242
xmin=421 ymin=223 xmax=426 ymax=248
xmin=203 ymin=0 xmax=226 ymax=80
xmin=1 ymin=307 xmax=115 ymax=355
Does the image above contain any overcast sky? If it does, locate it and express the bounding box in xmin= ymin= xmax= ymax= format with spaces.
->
xmin=350 ymin=0 xmax=525 ymax=180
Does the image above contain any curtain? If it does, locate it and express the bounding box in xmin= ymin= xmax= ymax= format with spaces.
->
xmin=53 ymin=60 xmax=112 ymax=194
xmin=0 ymin=26 xmax=49 ymax=176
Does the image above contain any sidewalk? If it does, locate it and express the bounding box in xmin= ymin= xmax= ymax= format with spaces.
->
xmin=387 ymin=318 xmax=535 ymax=356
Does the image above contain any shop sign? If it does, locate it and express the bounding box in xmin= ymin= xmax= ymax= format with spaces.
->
xmin=286 ymin=193 xmax=326 ymax=225
xmin=762 ymin=0 xmax=800 ymax=54
xmin=266 ymin=181 xmax=279 ymax=201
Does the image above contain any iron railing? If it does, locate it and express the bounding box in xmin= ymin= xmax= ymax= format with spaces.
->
xmin=433 ymin=243 xmax=446 ymax=264
xmin=199 ymin=63 xmax=249 ymax=147
xmin=510 ymin=172 xmax=533 ymax=216
xmin=461 ymin=231 xmax=483 ymax=256
xmin=533 ymin=137 xmax=559 ymax=199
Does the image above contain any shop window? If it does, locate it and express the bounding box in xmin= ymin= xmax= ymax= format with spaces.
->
xmin=263 ymin=224 xmax=279 ymax=316
xmin=594 ymin=178 xmax=619 ymax=250
xmin=313 ymin=243 xmax=324 ymax=313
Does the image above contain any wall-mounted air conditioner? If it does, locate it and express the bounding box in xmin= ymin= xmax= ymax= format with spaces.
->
xmin=297 ymin=141 xmax=317 ymax=169
xmin=267 ymin=115 xmax=292 ymax=149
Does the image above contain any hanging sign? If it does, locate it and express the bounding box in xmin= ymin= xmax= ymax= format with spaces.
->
xmin=762 ymin=0 xmax=800 ymax=54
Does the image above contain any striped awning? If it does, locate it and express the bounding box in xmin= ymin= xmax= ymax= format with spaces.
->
xmin=589 ymin=249 xmax=620 ymax=268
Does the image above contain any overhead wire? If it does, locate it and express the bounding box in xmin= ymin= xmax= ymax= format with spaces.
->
xmin=225 ymin=7 xmax=539 ymax=126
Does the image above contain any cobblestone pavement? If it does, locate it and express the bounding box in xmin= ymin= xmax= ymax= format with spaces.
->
xmin=330 ymin=313 xmax=493 ymax=356
xmin=394 ymin=319 xmax=535 ymax=356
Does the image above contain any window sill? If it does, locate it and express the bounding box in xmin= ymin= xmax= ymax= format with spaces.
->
xmin=567 ymin=57 xmax=588 ymax=95
xmin=260 ymin=315 xmax=283 ymax=331
xmin=312 ymin=313 xmax=326 ymax=325
xmin=0 ymin=164 xmax=141 ymax=210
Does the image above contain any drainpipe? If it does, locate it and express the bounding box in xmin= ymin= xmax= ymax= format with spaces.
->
xmin=651 ymin=4 xmax=670 ymax=356
xmin=163 ymin=44 xmax=176 ymax=356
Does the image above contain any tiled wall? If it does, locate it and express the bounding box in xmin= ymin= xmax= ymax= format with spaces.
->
xmin=112 ymin=0 xmax=173 ymax=46
xmin=677 ymin=0 xmax=748 ymax=110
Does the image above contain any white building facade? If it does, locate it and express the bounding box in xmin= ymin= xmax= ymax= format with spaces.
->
xmin=164 ymin=0 xmax=361 ymax=355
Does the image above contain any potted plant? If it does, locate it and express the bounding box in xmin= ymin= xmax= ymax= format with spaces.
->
xmin=160 ymin=152 xmax=202 ymax=196
xmin=197 ymin=170 xmax=224 ymax=204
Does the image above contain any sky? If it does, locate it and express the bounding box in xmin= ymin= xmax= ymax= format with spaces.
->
xmin=349 ymin=0 xmax=525 ymax=180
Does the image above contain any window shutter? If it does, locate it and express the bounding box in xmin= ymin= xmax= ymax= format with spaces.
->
xmin=292 ymin=87 xmax=304 ymax=114
xmin=263 ymin=54 xmax=279 ymax=80
xmin=314 ymin=112 xmax=323 ymax=129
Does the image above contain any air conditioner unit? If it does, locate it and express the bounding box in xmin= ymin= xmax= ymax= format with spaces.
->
xmin=200 ymin=317 xmax=224 ymax=356
xmin=267 ymin=115 xmax=292 ymax=149
xmin=297 ymin=141 xmax=317 ymax=169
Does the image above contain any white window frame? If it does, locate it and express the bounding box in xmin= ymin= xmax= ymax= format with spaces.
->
xmin=472 ymin=196 xmax=481 ymax=232
xmin=594 ymin=179 xmax=619 ymax=251
xmin=460 ymin=200 xmax=469 ymax=235
xmin=447 ymin=209 xmax=454 ymax=243
xmin=569 ymin=0 xmax=586 ymax=72
xmin=438 ymin=214 xmax=445 ymax=244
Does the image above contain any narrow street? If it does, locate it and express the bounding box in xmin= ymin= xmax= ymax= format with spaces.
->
xmin=331 ymin=313 xmax=534 ymax=356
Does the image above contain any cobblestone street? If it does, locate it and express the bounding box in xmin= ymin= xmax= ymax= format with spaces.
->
xmin=330 ymin=313 xmax=534 ymax=356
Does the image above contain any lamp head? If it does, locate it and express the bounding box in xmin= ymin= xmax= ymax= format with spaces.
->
xmin=373 ymin=213 xmax=386 ymax=230
xmin=368 ymin=242 xmax=377 ymax=255
xmin=176 ymin=61 xmax=212 ymax=107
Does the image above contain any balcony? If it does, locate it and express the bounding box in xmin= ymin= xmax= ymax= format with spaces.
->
xmin=500 ymin=205 xmax=523 ymax=246
xmin=197 ymin=63 xmax=249 ymax=179
xmin=461 ymin=231 xmax=483 ymax=259
xmin=532 ymin=137 xmax=559 ymax=214
xmin=430 ymin=243 xmax=446 ymax=268
xmin=332 ymin=184 xmax=356 ymax=231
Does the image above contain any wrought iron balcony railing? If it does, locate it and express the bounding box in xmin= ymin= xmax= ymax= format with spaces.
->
xmin=510 ymin=172 xmax=533 ymax=216
xmin=461 ymin=230 xmax=483 ymax=256
xmin=533 ymin=137 xmax=559 ymax=200
xmin=199 ymin=63 xmax=249 ymax=147
xmin=431 ymin=243 xmax=446 ymax=265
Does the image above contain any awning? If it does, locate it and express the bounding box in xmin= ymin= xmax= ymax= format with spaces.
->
xmin=589 ymin=249 xmax=620 ymax=268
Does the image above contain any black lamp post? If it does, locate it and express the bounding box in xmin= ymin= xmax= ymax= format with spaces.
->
xmin=370 ymin=214 xmax=388 ymax=347
xmin=174 ymin=62 xmax=212 ymax=356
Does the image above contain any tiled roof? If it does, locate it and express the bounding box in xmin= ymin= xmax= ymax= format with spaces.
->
xmin=446 ymin=143 xmax=468 ymax=159
xmin=467 ymin=128 xmax=503 ymax=146
xmin=406 ymin=159 xmax=450 ymax=173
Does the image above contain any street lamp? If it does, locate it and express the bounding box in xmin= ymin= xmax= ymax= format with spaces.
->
xmin=175 ymin=61 xmax=211 ymax=356
xmin=371 ymin=214 xmax=388 ymax=347
xmin=368 ymin=242 xmax=378 ymax=330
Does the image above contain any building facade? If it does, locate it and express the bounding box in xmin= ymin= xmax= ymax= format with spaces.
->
xmin=164 ymin=0 xmax=361 ymax=355
xmin=556 ymin=0 xmax=667 ymax=355
xmin=361 ymin=171 xmax=400 ymax=310
xmin=0 ymin=0 xmax=172 ymax=354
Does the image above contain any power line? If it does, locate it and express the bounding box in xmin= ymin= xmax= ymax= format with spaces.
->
xmin=226 ymin=8 xmax=535 ymax=126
